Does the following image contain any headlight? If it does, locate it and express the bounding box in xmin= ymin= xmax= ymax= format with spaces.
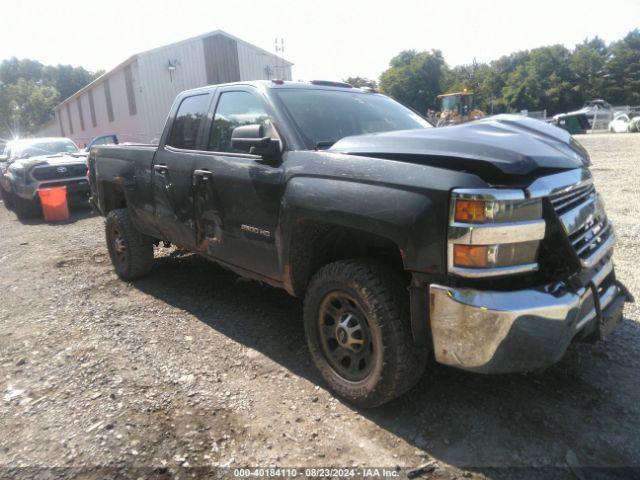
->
xmin=9 ymin=166 xmax=26 ymax=183
xmin=448 ymin=189 xmax=545 ymax=277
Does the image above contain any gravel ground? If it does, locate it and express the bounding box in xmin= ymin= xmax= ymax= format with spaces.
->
xmin=1 ymin=132 xmax=639 ymax=480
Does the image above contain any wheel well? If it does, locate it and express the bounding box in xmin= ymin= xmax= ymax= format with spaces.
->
xmin=288 ymin=221 xmax=406 ymax=297
xmin=101 ymin=182 xmax=127 ymax=213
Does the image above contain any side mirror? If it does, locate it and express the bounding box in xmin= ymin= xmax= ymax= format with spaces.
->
xmin=231 ymin=124 xmax=280 ymax=159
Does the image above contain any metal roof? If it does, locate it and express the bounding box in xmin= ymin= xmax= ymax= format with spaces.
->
xmin=53 ymin=30 xmax=293 ymax=110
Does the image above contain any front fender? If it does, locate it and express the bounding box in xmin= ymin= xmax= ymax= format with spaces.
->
xmin=5 ymin=171 xmax=31 ymax=198
xmin=278 ymin=176 xmax=448 ymax=277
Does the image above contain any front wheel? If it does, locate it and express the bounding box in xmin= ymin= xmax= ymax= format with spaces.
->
xmin=13 ymin=194 xmax=41 ymax=219
xmin=105 ymin=208 xmax=154 ymax=280
xmin=0 ymin=186 xmax=15 ymax=211
xmin=303 ymin=259 xmax=427 ymax=408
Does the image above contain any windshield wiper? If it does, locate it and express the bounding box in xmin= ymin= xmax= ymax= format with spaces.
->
xmin=315 ymin=141 xmax=335 ymax=150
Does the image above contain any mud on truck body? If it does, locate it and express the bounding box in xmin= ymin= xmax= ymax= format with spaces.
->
xmin=88 ymin=80 xmax=632 ymax=407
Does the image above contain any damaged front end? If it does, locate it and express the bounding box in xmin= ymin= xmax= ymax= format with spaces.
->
xmin=428 ymin=168 xmax=633 ymax=374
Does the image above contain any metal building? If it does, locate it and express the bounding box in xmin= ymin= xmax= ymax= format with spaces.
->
xmin=45 ymin=30 xmax=293 ymax=146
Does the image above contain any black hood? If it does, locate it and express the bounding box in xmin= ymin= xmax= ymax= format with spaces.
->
xmin=12 ymin=152 xmax=87 ymax=170
xmin=329 ymin=114 xmax=589 ymax=179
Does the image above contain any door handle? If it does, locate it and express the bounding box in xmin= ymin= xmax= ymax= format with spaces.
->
xmin=154 ymin=165 xmax=168 ymax=174
xmin=193 ymin=169 xmax=213 ymax=185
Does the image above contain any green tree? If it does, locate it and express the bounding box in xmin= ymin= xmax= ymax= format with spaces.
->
xmin=43 ymin=64 xmax=102 ymax=101
xmin=343 ymin=76 xmax=377 ymax=89
xmin=500 ymin=45 xmax=577 ymax=114
xmin=571 ymin=37 xmax=607 ymax=103
xmin=604 ymin=29 xmax=640 ymax=105
xmin=0 ymin=79 xmax=59 ymax=137
xmin=379 ymin=49 xmax=448 ymax=113
xmin=0 ymin=58 xmax=102 ymax=138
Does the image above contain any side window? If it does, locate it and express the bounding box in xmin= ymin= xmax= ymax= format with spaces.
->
xmin=167 ymin=94 xmax=210 ymax=150
xmin=208 ymin=91 xmax=270 ymax=153
xmin=92 ymin=136 xmax=114 ymax=146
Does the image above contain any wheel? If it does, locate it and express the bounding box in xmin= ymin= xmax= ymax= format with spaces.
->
xmin=105 ymin=208 xmax=154 ymax=280
xmin=0 ymin=186 xmax=15 ymax=211
xmin=303 ymin=259 xmax=427 ymax=408
xmin=13 ymin=194 xmax=41 ymax=219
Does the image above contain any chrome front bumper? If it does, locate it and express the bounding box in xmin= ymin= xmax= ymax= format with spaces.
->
xmin=429 ymin=258 xmax=628 ymax=374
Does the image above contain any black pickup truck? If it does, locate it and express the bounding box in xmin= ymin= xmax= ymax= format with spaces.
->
xmin=89 ymin=80 xmax=631 ymax=407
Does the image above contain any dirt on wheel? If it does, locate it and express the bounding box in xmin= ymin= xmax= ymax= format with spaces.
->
xmin=1 ymin=133 xmax=639 ymax=479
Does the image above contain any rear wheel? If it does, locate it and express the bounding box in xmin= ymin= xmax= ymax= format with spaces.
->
xmin=303 ymin=259 xmax=427 ymax=408
xmin=105 ymin=208 xmax=154 ymax=280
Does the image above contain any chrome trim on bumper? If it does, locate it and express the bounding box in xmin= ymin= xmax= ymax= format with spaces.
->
xmin=429 ymin=259 xmax=624 ymax=374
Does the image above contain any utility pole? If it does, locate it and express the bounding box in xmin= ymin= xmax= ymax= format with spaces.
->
xmin=275 ymin=38 xmax=285 ymax=79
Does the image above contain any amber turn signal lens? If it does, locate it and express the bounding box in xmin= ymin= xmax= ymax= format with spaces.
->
xmin=453 ymin=245 xmax=489 ymax=268
xmin=455 ymin=199 xmax=486 ymax=222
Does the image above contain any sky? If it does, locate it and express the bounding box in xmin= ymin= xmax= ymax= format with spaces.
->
xmin=2 ymin=0 xmax=640 ymax=81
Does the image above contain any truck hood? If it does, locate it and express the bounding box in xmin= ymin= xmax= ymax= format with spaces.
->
xmin=12 ymin=153 xmax=88 ymax=170
xmin=329 ymin=114 xmax=589 ymax=179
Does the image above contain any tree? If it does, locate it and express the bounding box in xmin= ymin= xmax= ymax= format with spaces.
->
xmin=571 ymin=37 xmax=607 ymax=103
xmin=500 ymin=45 xmax=578 ymax=114
xmin=43 ymin=64 xmax=102 ymax=101
xmin=0 ymin=79 xmax=59 ymax=137
xmin=379 ymin=49 xmax=448 ymax=113
xmin=604 ymin=29 xmax=640 ymax=105
xmin=343 ymin=76 xmax=377 ymax=89
xmin=0 ymin=58 xmax=102 ymax=138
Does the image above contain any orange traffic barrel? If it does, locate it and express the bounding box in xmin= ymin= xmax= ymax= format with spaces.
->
xmin=38 ymin=186 xmax=69 ymax=222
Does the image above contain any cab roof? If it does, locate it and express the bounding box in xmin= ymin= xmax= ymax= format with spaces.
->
xmin=181 ymin=80 xmax=372 ymax=96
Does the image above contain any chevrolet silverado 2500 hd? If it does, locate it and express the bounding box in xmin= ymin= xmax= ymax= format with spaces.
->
xmin=89 ymin=80 xmax=632 ymax=407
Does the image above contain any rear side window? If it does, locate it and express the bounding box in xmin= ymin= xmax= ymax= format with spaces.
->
xmin=167 ymin=94 xmax=210 ymax=150
xmin=208 ymin=91 xmax=270 ymax=153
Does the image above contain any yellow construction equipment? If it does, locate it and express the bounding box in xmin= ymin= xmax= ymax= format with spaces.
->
xmin=436 ymin=90 xmax=485 ymax=127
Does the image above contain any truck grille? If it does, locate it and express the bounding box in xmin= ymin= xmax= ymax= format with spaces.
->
xmin=31 ymin=164 xmax=87 ymax=181
xmin=550 ymin=181 xmax=613 ymax=266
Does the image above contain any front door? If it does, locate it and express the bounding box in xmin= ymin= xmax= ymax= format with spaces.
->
xmin=191 ymin=87 xmax=284 ymax=279
xmin=151 ymin=92 xmax=211 ymax=248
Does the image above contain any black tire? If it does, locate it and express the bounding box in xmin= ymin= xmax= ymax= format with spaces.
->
xmin=105 ymin=208 xmax=154 ymax=280
xmin=0 ymin=186 xmax=15 ymax=211
xmin=303 ymin=259 xmax=427 ymax=408
xmin=13 ymin=194 xmax=41 ymax=219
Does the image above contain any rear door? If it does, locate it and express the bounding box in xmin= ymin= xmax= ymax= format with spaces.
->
xmin=191 ymin=87 xmax=284 ymax=279
xmin=152 ymin=92 xmax=212 ymax=248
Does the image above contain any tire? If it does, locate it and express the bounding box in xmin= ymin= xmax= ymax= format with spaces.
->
xmin=303 ymin=259 xmax=427 ymax=408
xmin=13 ymin=194 xmax=41 ymax=219
xmin=0 ymin=186 xmax=15 ymax=211
xmin=105 ymin=208 xmax=154 ymax=280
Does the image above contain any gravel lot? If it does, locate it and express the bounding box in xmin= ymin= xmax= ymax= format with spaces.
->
xmin=1 ymin=132 xmax=639 ymax=480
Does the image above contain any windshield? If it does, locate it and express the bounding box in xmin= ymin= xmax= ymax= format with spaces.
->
xmin=12 ymin=139 xmax=78 ymax=159
xmin=273 ymin=89 xmax=431 ymax=149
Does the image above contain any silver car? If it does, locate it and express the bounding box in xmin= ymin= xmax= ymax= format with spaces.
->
xmin=0 ymin=137 xmax=89 ymax=219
